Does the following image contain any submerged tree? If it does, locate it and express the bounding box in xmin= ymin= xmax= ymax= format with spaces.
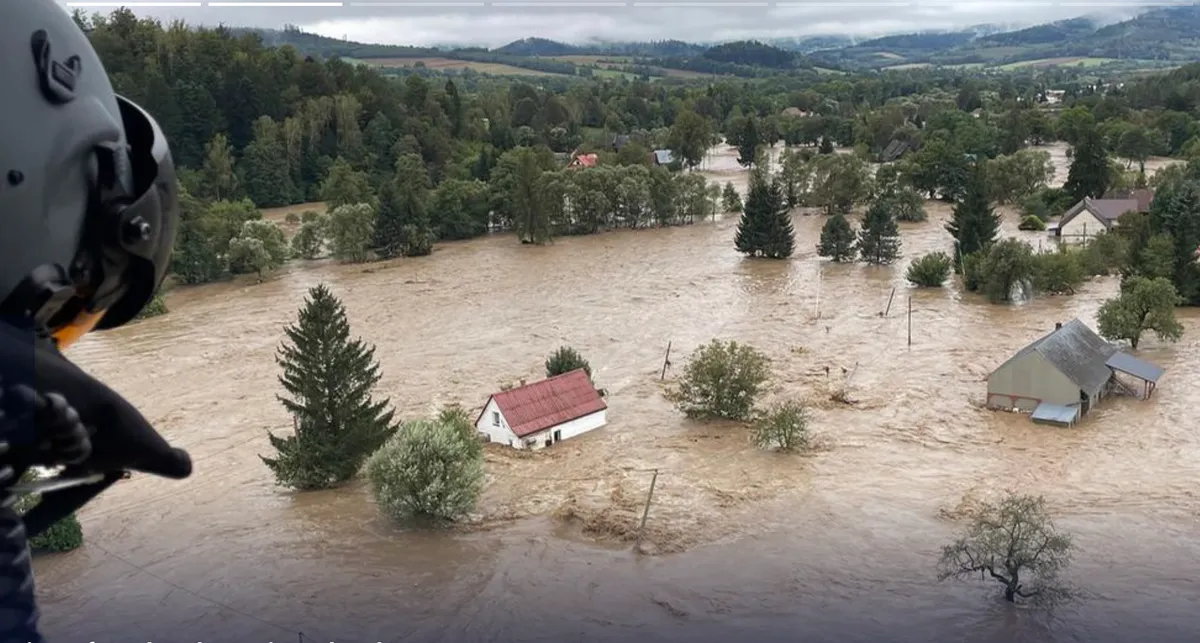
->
xmin=938 ymin=493 xmax=1075 ymax=607
xmin=722 ymin=182 xmax=743 ymax=213
xmin=753 ymin=400 xmax=811 ymax=452
xmin=946 ymin=162 xmax=1000 ymax=270
xmin=817 ymin=213 xmax=856 ymax=262
xmin=974 ymin=238 xmax=1038 ymax=303
xmin=1096 ymin=276 xmax=1184 ymax=349
xmin=261 ymin=284 xmax=398 ymax=490
xmin=735 ymin=172 xmax=794 ymax=259
xmin=366 ymin=414 xmax=485 ymax=523
xmin=545 ymin=345 xmax=592 ymax=378
xmin=906 ymin=252 xmax=952 ymax=287
xmin=857 ymin=201 xmax=902 ymax=265
xmin=671 ymin=339 xmax=771 ymax=422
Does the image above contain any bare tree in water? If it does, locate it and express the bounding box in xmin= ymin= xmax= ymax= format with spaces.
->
xmin=938 ymin=493 xmax=1075 ymax=607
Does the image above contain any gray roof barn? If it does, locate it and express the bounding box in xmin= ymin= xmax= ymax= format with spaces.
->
xmin=652 ymin=149 xmax=676 ymax=166
xmin=987 ymin=318 xmax=1165 ymax=423
xmin=1017 ymin=319 xmax=1118 ymax=396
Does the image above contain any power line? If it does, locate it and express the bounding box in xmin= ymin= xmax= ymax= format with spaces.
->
xmin=85 ymin=541 xmax=339 ymax=643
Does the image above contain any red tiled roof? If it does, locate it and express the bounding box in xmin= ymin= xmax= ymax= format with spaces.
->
xmin=569 ymin=154 xmax=598 ymax=168
xmin=483 ymin=369 xmax=606 ymax=438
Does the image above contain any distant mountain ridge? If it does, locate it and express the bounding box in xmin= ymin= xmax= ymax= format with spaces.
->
xmin=242 ymin=4 xmax=1200 ymax=74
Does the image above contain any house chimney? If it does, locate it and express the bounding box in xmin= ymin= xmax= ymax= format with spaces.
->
xmin=1055 ymin=322 xmax=1063 ymax=330
xmin=519 ymin=378 xmax=527 ymax=387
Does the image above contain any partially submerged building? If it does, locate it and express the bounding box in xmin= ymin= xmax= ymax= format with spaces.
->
xmin=475 ymin=369 xmax=608 ymax=449
xmin=986 ymin=319 xmax=1164 ymax=426
xmin=1053 ymin=197 xmax=1141 ymax=244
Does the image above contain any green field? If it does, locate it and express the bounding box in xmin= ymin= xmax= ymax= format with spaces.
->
xmin=997 ymin=57 xmax=1119 ymax=70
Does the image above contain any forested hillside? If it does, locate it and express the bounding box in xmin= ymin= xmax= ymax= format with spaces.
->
xmin=76 ymin=7 xmax=1200 ymax=308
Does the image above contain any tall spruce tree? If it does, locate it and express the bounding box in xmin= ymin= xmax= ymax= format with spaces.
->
xmin=373 ymin=181 xmax=406 ymax=258
xmin=1064 ymin=128 xmax=1111 ymax=202
xmin=945 ymin=162 xmax=1000 ymax=271
xmin=762 ymin=180 xmax=796 ymax=259
xmin=858 ymin=201 xmax=902 ymax=265
xmin=817 ymin=213 xmax=856 ymax=262
xmin=736 ymin=171 xmax=794 ymax=258
xmin=262 ymin=284 xmax=398 ymax=490
xmin=737 ymin=116 xmax=761 ymax=167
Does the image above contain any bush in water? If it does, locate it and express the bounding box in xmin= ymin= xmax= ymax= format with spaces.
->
xmin=366 ymin=415 xmax=485 ymax=523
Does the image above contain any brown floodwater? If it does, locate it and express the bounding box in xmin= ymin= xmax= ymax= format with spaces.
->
xmin=30 ymin=160 xmax=1200 ymax=643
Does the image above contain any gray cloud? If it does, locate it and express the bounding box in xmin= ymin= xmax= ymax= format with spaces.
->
xmin=66 ymin=1 xmax=1161 ymax=48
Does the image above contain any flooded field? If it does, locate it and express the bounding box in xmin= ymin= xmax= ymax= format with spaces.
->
xmin=31 ymin=146 xmax=1200 ymax=643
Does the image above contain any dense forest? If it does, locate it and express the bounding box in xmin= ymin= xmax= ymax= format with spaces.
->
xmin=77 ymin=8 xmax=1200 ymax=309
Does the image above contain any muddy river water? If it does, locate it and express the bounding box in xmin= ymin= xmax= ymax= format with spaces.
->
xmin=31 ymin=148 xmax=1200 ymax=643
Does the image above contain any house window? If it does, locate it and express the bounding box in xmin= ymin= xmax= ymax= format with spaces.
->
xmin=492 ymin=411 xmax=500 ymax=427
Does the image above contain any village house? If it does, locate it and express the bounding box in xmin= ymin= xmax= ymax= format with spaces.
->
xmin=1051 ymin=197 xmax=1142 ymax=244
xmin=986 ymin=319 xmax=1164 ymax=427
xmin=651 ymin=149 xmax=676 ymax=167
xmin=567 ymin=153 xmax=598 ymax=169
xmin=879 ymin=138 xmax=916 ymax=163
xmin=610 ymin=134 xmax=631 ymax=152
xmin=1103 ymin=187 xmax=1154 ymax=213
xmin=474 ymin=369 xmax=608 ymax=450
xmin=780 ymin=107 xmax=811 ymax=118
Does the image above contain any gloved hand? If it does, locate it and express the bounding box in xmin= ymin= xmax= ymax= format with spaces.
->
xmin=0 ymin=320 xmax=191 ymax=536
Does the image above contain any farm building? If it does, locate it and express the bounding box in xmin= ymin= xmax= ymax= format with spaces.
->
xmin=1054 ymin=197 xmax=1140 ymax=244
xmin=475 ymin=369 xmax=608 ymax=450
xmin=986 ymin=319 xmax=1164 ymax=426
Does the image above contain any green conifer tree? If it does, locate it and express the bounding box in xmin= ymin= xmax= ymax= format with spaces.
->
xmin=818 ymin=213 xmax=856 ymax=262
xmin=736 ymin=171 xmax=772 ymax=257
xmin=761 ymin=180 xmax=796 ymax=259
xmin=858 ymin=201 xmax=903 ymax=265
xmin=737 ymin=116 xmax=761 ymax=167
xmin=261 ymin=284 xmax=398 ymax=490
xmin=1064 ymin=128 xmax=1111 ymax=202
xmin=945 ymin=162 xmax=1000 ymax=271
xmin=373 ymin=181 xmax=406 ymax=259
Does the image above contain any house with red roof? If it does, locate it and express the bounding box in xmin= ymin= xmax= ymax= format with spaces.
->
xmin=567 ymin=153 xmax=599 ymax=169
xmin=474 ymin=369 xmax=608 ymax=449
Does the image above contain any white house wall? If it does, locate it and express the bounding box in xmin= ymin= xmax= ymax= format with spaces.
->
xmin=478 ymin=407 xmax=608 ymax=450
xmin=475 ymin=398 xmax=519 ymax=446
xmin=1059 ymin=209 xmax=1107 ymax=244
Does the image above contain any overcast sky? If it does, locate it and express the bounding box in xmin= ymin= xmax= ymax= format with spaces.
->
xmin=64 ymin=1 xmax=1169 ymax=49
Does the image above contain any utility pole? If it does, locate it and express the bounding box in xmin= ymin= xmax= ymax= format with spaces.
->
xmin=660 ymin=342 xmax=673 ymax=381
xmin=907 ymin=296 xmax=912 ymax=347
xmin=635 ymin=469 xmax=660 ymax=554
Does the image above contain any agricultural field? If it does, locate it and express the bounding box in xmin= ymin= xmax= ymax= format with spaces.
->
xmin=997 ymin=57 xmax=1119 ymax=70
xmin=356 ymin=56 xmax=567 ymax=77
xmin=550 ymin=54 xmax=713 ymax=79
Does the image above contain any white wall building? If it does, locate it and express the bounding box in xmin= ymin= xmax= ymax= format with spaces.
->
xmin=1055 ymin=197 xmax=1139 ymax=245
xmin=474 ymin=368 xmax=608 ymax=450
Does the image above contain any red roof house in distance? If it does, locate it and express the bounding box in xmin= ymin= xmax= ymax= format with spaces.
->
xmin=567 ymin=153 xmax=598 ymax=169
xmin=475 ymin=369 xmax=608 ymax=449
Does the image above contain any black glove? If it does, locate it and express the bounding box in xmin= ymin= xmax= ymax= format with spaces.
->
xmin=0 ymin=320 xmax=191 ymax=536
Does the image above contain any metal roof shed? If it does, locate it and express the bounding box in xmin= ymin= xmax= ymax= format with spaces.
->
xmin=1106 ymin=352 xmax=1165 ymax=399
xmin=1031 ymin=402 xmax=1080 ymax=428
